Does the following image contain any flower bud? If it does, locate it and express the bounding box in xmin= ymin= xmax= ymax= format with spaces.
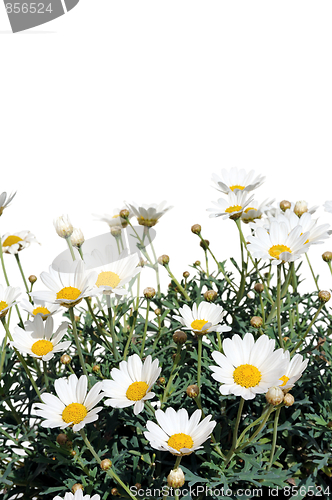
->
xmin=318 ymin=290 xmax=331 ymax=303
xmin=158 ymin=254 xmax=170 ymax=266
xmin=72 ymin=484 xmax=84 ymax=493
xmin=186 ymin=384 xmax=200 ymax=398
xmin=134 ymin=483 xmax=142 ymax=490
xmin=154 ymin=308 xmax=161 ymax=316
xmin=56 ymin=433 xmax=68 ymax=445
xmin=137 ymin=258 xmax=147 ymax=267
xmin=70 ymin=228 xmax=84 ymax=248
xmin=92 ymin=364 xmax=100 ymax=373
xmin=60 ymin=354 xmax=71 ymax=365
xmin=143 ymin=287 xmax=156 ymax=299
xmin=173 ymin=330 xmax=187 ymax=344
xmin=204 ymin=290 xmax=218 ymax=302
xmin=71 ymin=450 xmax=76 ymax=456
xmin=167 ymin=467 xmax=185 ymax=488
xmin=100 ymin=458 xmax=112 ymax=470
xmin=28 ymin=275 xmax=37 ymax=284
xmin=111 ymin=488 xmax=119 ymax=496
xmin=250 ymin=316 xmax=263 ymax=328
xmin=120 ymin=209 xmax=129 ymax=219
xmin=157 ymin=377 xmax=166 ymax=386
xmin=254 ymin=283 xmax=264 ymax=294
xmin=283 ymin=393 xmax=294 ymax=407
xmin=265 ymin=386 xmax=284 ymax=406
xmin=183 ymin=271 xmax=190 ymax=279
xmin=294 ymin=200 xmax=308 ymax=217
xmin=199 ymin=239 xmax=209 ymax=250
xmin=54 ymin=214 xmax=74 ymax=238
xmin=191 ymin=224 xmax=201 ymax=235
xmin=194 ymin=260 xmax=201 ymax=266
xmin=322 ymin=251 xmax=332 ymax=262
xmin=280 ymin=200 xmax=291 ymax=212
xmin=111 ymin=226 xmax=122 ymax=238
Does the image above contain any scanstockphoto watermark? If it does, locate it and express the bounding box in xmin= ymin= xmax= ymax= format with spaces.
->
xmin=130 ymin=485 xmax=264 ymax=498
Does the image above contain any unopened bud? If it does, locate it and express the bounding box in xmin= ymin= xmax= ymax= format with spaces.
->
xmin=137 ymin=258 xmax=147 ymax=267
xmin=92 ymin=364 xmax=100 ymax=373
xmin=54 ymin=214 xmax=74 ymax=238
xmin=199 ymin=239 xmax=209 ymax=250
xmin=155 ymin=308 xmax=161 ymax=316
xmin=167 ymin=467 xmax=185 ymax=488
xmin=322 ymin=251 xmax=332 ymax=262
xmin=100 ymin=459 xmax=112 ymax=470
xmin=280 ymin=200 xmax=291 ymax=212
xmin=28 ymin=275 xmax=37 ymax=284
xmin=194 ymin=260 xmax=201 ymax=266
xmin=120 ymin=209 xmax=129 ymax=219
xmin=56 ymin=433 xmax=68 ymax=445
xmin=265 ymin=386 xmax=284 ymax=406
xmin=204 ymin=290 xmax=218 ymax=302
xmin=191 ymin=224 xmax=201 ymax=235
xmin=60 ymin=354 xmax=71 ymax=365
xmin=157 ymin=377 xmax=166 ymax=386
xmin=72 ymin=484 xmax=83 ymax=493
xmin=294 ymin=200 xmax=308 ymax=217
xmin=318 ymin=290 xmax=331 ymax=303
xmin=70 ymin=228 xmax=84 ymax=248
xmin=254 ymin=283 xmax=264 ymax=294
xmin=186 ymin=384 xmax=200 ymax=398
xmin=183 ymin=271 xmax=190 ymax=279
xmin=173 ymin=330 xmax=187 ymax=344
xmin=134 ymin=483 xmax=141 ymax=490
xmin=250 ymin=316 xmax=263 ymax=328
xmin=143 ymin=287 xmax=156 ymax=299
xmin=71 ymin=450 xmax=76 ymax=456
xmin=111 ymin=226 xmax=122 ymax=238
xmin=158 ymin=254 xmax=170 ymax=266
xmin=283 ymin=393 xmax=294 ymax=406
xmin=111 ymin=488 xmax=119 ymax=496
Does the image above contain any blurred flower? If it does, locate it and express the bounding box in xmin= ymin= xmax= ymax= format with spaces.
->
xmin=70 ymin=228 xmax=85 ymax=248
xmin=2 ymin=231 xmax=39 ymax=254
xmin=211 ymin=167 xmax=265 ymax=194
xmin=54 ymin=215 xmax=74 ymax=238
xmin=278 ymin=352 xmax=308 ymax=391
xmin=53 ymin=491 xmax=100 ymax=500
xmin=173 ymin=302 xmax=231 ymax=336
xmin=0 ymin=191 xmax=16 ymax=216
xmin=35 ymin=374 xmax=104 ymax=432
xmin=207 ymin=191 xmax=254 ymax=220
xmin=0 ymin=285 xmax=21 ymax=319
xmin=125 ymin=201 xmax=173 ymax=227
xmin=93 ymin=207 xmax=133 ymax=229
xmin=11 ymin=315 xmax=70 ymax=361
xmin=20 ymin=298 xmax=61 ymax=320
xmin=103 ymin=354 xmax=161 ymax=415
xmin=144 ymin=408 xmax=216 ymax=456
xmin=210 ymin=333 xmax=287 ymax=400
xmin=324 ymin=200 xmax=332 ymax=213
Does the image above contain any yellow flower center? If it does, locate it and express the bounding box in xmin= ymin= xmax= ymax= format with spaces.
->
xmin=31 ymin=339 xmax=53 ymax=356
xmin=244 ymin=207 xmax=257 ymax=213
xmin=0 ymin=300 xmax=8 ymax=312
xmin=268 ymin=244 xmax=292 ymax=260
xmin=126 ymin=381 xmax=149 ymax=401
xmin=225 ymin=205 xmax=242 ymax=213
xmin=279 ymin=375 xmax=290 ymax=387
xmin=137 ymin=216 xmax=157 ymax=227
xmin=230 ymin=185 xmax=245 ymax=191
xmin=168 ymin=433 xmax=194 ymax=452
xmin=96 ymin=271 xmax=121 ymax=289
xmin=56 ymin=287 xmax=81 ymax=301
xmin=233 ymin=364 xmax=262 ymax=388
xmin=62 ymin=403 xmax=88 ymax=425
xmin=112 ymin=214 xmax=120 ymax=218
xmin=3 ymin=235 xmax=23 ymax=247
xmin=191 ymin=319 xmax=208 ymax=331
xmin=33 ymin=306 xmax=51 ymax=316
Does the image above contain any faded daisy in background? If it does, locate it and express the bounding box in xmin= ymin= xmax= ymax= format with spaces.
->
xmin=207 ymin=191 xmax=255 ymax=220
xmin=1 ymin=231 xmax=39 ymax=254
xmin=93 ymin=207 xmax=133 ymax=229
xmin=211 ymin=167 xmax=265 ymax=194
xmin=125 ymin=201 xmax=173 ymax=227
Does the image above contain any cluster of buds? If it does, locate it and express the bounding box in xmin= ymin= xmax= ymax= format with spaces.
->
xmin=265 ymin=386 xmax=294 ymax=407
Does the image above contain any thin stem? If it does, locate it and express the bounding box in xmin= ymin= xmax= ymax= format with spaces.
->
xmin=162 ymin=345 xmax=181 ymax=404
xmin=277 ymin=265 xmax=284 ymax=349
xmin=236 ymin=404 xmax=270 ymax=447
xmin=69 ymin=308 xmax=88 ymax=378
xmin=224 ymin=397 xmax=245 ymax=466
xmin=174 ymin=455 xmax=182 ymax=470
xmin=216 ymin=331 xmax=222 ymax=351
xmin=305 ymin=253 xmax=319 ymax=291
xmin=0 ymin=330 xmax=8 ymax=377
xmin=164 ymin=263 xmax=190 ymax=301
xmin=267 ymin=407 xmax=281 ymax=470
xmin=66 ymin=237 xmax=76 ymax=261
xmin=290 ymin=303 xmax=325 ymax=355
xmin=106 ymin=295 xmax=118 ymax=360
xmin=235 ymin=219 xmax=246 ymax=305
xmin=236 ymin=404 xmax=275 ymax=453
xmin=43 ymin=360 xmax=49 ymax=389
xmin=14 ymin=254 xmax=31 ymax=301
xmin=204 ymin=250 xmax=209 ymax=277
xmin=147 ymin=229 xmax=161 ymax=297
xmin=0 ymin=236 xmax=10 ymax=286
xmin=85 ymin=298 xmax=113 ymax=352
xmin=79 ymin=429 xmax=136 ymax=500
xmin=140 ymin=299 xmax=150 ymax=357
xmin=196 ymin=336 xmax=203 ymax=390
xmin=259 ymin=294 xmax=266 ymax=327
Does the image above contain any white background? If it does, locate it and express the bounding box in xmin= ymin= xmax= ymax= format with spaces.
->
xmin=1 ymin=1 xmax=332 ymax=312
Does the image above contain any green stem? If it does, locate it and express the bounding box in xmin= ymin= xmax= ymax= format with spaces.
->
xmin=43 ymin=360 xmax=49 ymax=389
xmin=164 ymin=263 xmax=190 ymax=301
xmin=259 ymin=294 xmax=266 ymax=327
xmin=85 ymin=298 xmax=113 ymax=353
xmin=123 ymin=289 xmax=140 ymax=361
xmin=236 ymin=404 xmax=275 ymax=453
xmin=69 ymin=308 xmax=88 ymax=378
xmin=66 ymin=237 xmax=76 ymax=261
xmin=79 ymin=429 xmax=136 ymax=500
xmin=147 ymin=229 xmax=161 ymax=297
xmin=0 ymin=330 xmax=8 ymax=377
xmin=224 ymin=397 xmax=245 ymax=466
xmin=216 ymin=331 xmax=222 ymax=351
xmin=277 ymin=265 xmax=284 ymax=349
xmin=235 ymin=219 xmax=246 ymax=305
xmin=290 ymin=303 xmax=325 ymax=355
xmin=305 ymin=253 xmax=319 ymax=291
xmin=267 ymin=407 xmax=281 ymax=470
xmin=106 ymin=295 xmax=118 ymax=361
xmin=204 ymin=250 xmax=209 ymax=278
xmin=140 ymin=299 xmax=150 ymax=357
xmin=0 ymin=236 xmax=10 ymax=286
xmin=197 ymin=336 xmax=203 ymax=390
xmin=14 ymin=254 xmax=31 ymax=301
xmin=162 ymin=344 xmax=181 ymax=404
xmin=236 ymin=404 xmax=270 ymax=446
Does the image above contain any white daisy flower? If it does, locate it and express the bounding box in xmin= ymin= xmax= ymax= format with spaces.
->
xmin=247 ymin=221 xmax=310 ymax=265
xmin=10 ymin=315 xmax=71 ymax=361
xmin=20 ymin=298 xmax=61 ymax=320
xmin=125 ymin=201 xmax=173 ymax=227
xmin=54 ymin=215 xmax=74 ymax=238
xmin=278 ymin=352 xmax=309 ymax=391
xmin=93 ymin=207 xmax=133 ymax=229
xmin=0 ymin=191 xmax=16 ymax=216
xmin=1 ymin=231 xmax=39 ymax=254
xmin=173 ymin=302 xmax=231 ymax=336
xmin=207 ymin=191 xmax=255 ymax=220
xmin=103 ymin=354 xmax=161 ymax=415
xmin=240 ymin=199 xmax=275 ymax=224
xmin=144 ymin=407 xmax=216 ymax=456
xmin=0 ymin=284 xmax=21 ymax=319
xmin=53 ymin=491 xmax=100 ymax=500
xmin=34 ymin=374 xmax=104 ymax=432
xmin=211 ymin=167 xmax=265 ymax=194
xmin=210 ymin=333 xmax=288 ymax=400
xmin=85 ymin=247 xmax=140 ymax=296
xmin=31 ymin=260 xmax=97 ymax=308
xmin=279 ymin=211 xmax=330 ymax=246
